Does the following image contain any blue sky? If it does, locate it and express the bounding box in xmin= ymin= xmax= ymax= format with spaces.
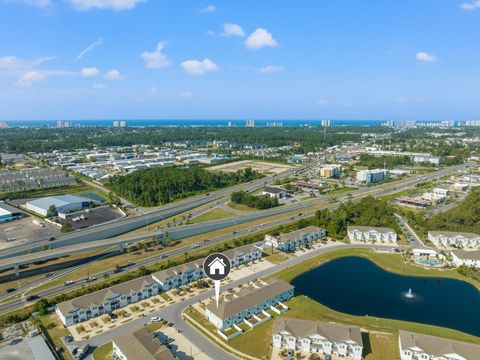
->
xmin=1 ymin=0 xmax=480 ymax=121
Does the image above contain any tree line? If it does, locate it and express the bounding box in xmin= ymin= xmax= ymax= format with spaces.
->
xmin=108 ymin=166 xmax=262 ymax=206
xmin=231 ymin=191 xmax=280 ymax=210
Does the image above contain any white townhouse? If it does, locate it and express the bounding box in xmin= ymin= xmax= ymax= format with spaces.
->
xmin=347 ymin=226 xmax=397 ymax=244
xmin=451 ymin=250 xmax=480 ymax=268
xmin=222 ymin=244 xmax=263 ymax=268
xmin=428 ymin=231 xmax=480 ymax=249
xmin=151 ymin=260 xmax=205 ymax=291
xmin=399 ymin=330 xmax=480 ymax=360
xmin=272 ymin=318 xmax=363 ymax=360
xmin=205 ymin=279 xmax=294 ymax=330
xmin=264 ymin=226 xmax=326 ymax=252
xmin=56 ymin=276 xmax=159 ymax=326
xmin=151 ymin=245 xmax=263 ymax=291
xmin=113 ymin=327 xmax=176 ymax=360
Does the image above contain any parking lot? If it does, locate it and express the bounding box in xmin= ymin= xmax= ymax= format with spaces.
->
xmin=0 ymin=216 xmax=60 ymax=250
xmin=61 ymin=206 xmax=124 ymax=230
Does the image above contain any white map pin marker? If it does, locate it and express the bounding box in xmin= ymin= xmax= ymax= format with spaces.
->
xmin=203 ymin=253 xmax=231 ymax=308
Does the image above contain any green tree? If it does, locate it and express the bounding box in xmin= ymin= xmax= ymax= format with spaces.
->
xmin=46 ymin=205 xmax=58 ymax=218
xmin=32 ymin=298 xmax=50 ymax=315
xmin=60 ymin=222 xmax=73 ymax=233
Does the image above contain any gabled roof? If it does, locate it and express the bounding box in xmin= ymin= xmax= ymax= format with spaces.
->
xmin=348 ymin=225 xmax=396 ymax=234
xmin=206 ymin=279 xmax=293 ymax=320
xmin=222 ymin=244 xmax=260 ymax=260
xmin=113 ymin=327 xmax=175 ymax=360
xmin=275 ymin=226 xmax=323 ymax=243
xmin=152 ymin=260 xmax=203 ymax=283
xmin=451 ymin=249 xmax=480 ymax=261
xmin=428 ymin=231 xmax=480 ymax=239
xmin=56 ymin=276 xmax=156 ymax=315
xmin=273 ymin=317 xmax=363 ymax=347
xmin=399 ymin=330 xmax=480 ymax=359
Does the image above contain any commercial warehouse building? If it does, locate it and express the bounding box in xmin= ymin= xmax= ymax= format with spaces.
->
xmin=25 ymin=194 xmax=91 ymax=217
xmin=0 ymin=201 xmax=23 ymax=223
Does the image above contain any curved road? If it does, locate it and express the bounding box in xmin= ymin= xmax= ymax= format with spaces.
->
xmin=80 ymin=243 xmax=399 ymax=360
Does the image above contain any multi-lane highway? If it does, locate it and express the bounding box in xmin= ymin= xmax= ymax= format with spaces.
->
xmin=0 ymin=164 xmax=461 ymax=272
xmin=0 ymin=164 xmax=461 ymax=314
xmin=0 ymin=171 xmax=291 ymax=261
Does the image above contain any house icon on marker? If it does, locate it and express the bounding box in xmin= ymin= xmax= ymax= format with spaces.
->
xmin=208 ymin=257 xmax=227 ymax=276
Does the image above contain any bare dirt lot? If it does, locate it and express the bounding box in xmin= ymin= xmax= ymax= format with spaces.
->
xmin=209 ymin=160 xmax=295 ymax=176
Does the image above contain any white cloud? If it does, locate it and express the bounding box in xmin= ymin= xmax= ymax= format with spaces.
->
xmin=198 ymin=4 xmax=216 ymax=13
xmin=245 ymin=28 xmax=278 ymax=50
xmin=74 ymin=38 xmax=104 ymax=62
xmin=141 ymin=42 xmax=170 ymax=69
xmin=3 ymin=0 xmax=51 ymax=7
xmin=67 ymin=0 xmax=146 ymax=11
xmin=14 ymin=71 xmax=46 ymax=87
xmin=105 ymin=69 xmax=122 ymax=80
xmin=416 ymin=51 xmax=438 ymax=63
xmin=150 ymin=86 xmax=158 ymax=94
xmin=180 ymin=91 xmax=192 ymax=98
xmin=0 ymin=55 xmax=53 ymax=71
xmin=92 ymin=83 xmax=105 ymax=89
xmin=461 ymin=0 xmax=480 ymax=10
xmin=181 ymin=58 xmax=218 ymax=75
xmin=259 ymin=65 xmax=284 ymax=74
xmin=221 ymin=23 xmax=245 ymax=37
xmin=317 ymin=99 xmax=329 ymax=107
xmin=81 ymin=67 xmax=100 ymax=77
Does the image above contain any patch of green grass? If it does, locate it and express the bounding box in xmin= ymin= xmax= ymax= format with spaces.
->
xmin=227 ymin=202 xmax=257 ymax=211
xmin=93 ymin=342 xmax=113 ymax=360
xmin=322 ymin=186 xmax=358 ymax=195
xmin=192 ymin=208 xmax=236 ymax=223
xmin=37 ymin=313 xmax=73 ymax=360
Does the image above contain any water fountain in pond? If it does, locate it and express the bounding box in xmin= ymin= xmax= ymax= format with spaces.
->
xmin=405 ymin=288 xmax=414 ymax=299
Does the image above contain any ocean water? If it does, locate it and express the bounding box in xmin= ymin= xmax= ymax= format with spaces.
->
xmin=3 ymin=119 xmax=388 ymax=128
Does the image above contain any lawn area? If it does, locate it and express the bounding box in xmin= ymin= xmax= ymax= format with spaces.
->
xmin=365 ymin=332 xmax=399 ymax=360
xmin=93 ymin=342 xmax=112 ymax=360
xmin=227 ymin=202 xmax=257 ymax=212
xmin=264 ymin=250 xmax=290 ymax=265
xmin=37 ymin=313 xmax=73 ymax=360
xmin=322 ymin=186 xmax=358 ymax=195
xmin=192 ymin=208 xmax=236 ymax=223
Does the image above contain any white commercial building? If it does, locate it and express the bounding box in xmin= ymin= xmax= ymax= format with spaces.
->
xmin=348 ymin=226 xmax=397 ymax=244
xmin=428 ymin=231 xmax=480 ymax=249
xmin=356 ymin=169 xmax=390 ymax=184
xmin=25 ymin=194 xmax=90 ymax=217
xmin=265 ymin=226 xmax=326 ymax=252
xmin=399 ymin=330 xmax=480 ymax=360
xmin=272 ymin=317 xmax=363 ymax=360
xmin=451 ymin=250 xmax=480 ymax=268
xmin=262 ymin=186 xmax=288 ymax=199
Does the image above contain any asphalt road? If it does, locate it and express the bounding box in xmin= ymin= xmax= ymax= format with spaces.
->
xmin=0 ymin=164 xmax=461 ymax=270
xmin=79 ymin=243 xmax=398 ymax=360
xmin=0 ymin=172 xmax=289 ymax=260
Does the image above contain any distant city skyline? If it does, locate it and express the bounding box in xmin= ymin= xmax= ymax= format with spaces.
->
xmin=1 ymin=0 xmax=480 ymax=120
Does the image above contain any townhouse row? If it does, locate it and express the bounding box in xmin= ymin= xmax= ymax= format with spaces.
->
xmin=56 ymin=244 xmax=262 ymax=326
xmin=347 ymin=226 xmax=397 ymax=244
xmin=428 ymin=231 xmax=480 ymax=249
xmin=264 ymin=226 xmax=326 ymax=252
